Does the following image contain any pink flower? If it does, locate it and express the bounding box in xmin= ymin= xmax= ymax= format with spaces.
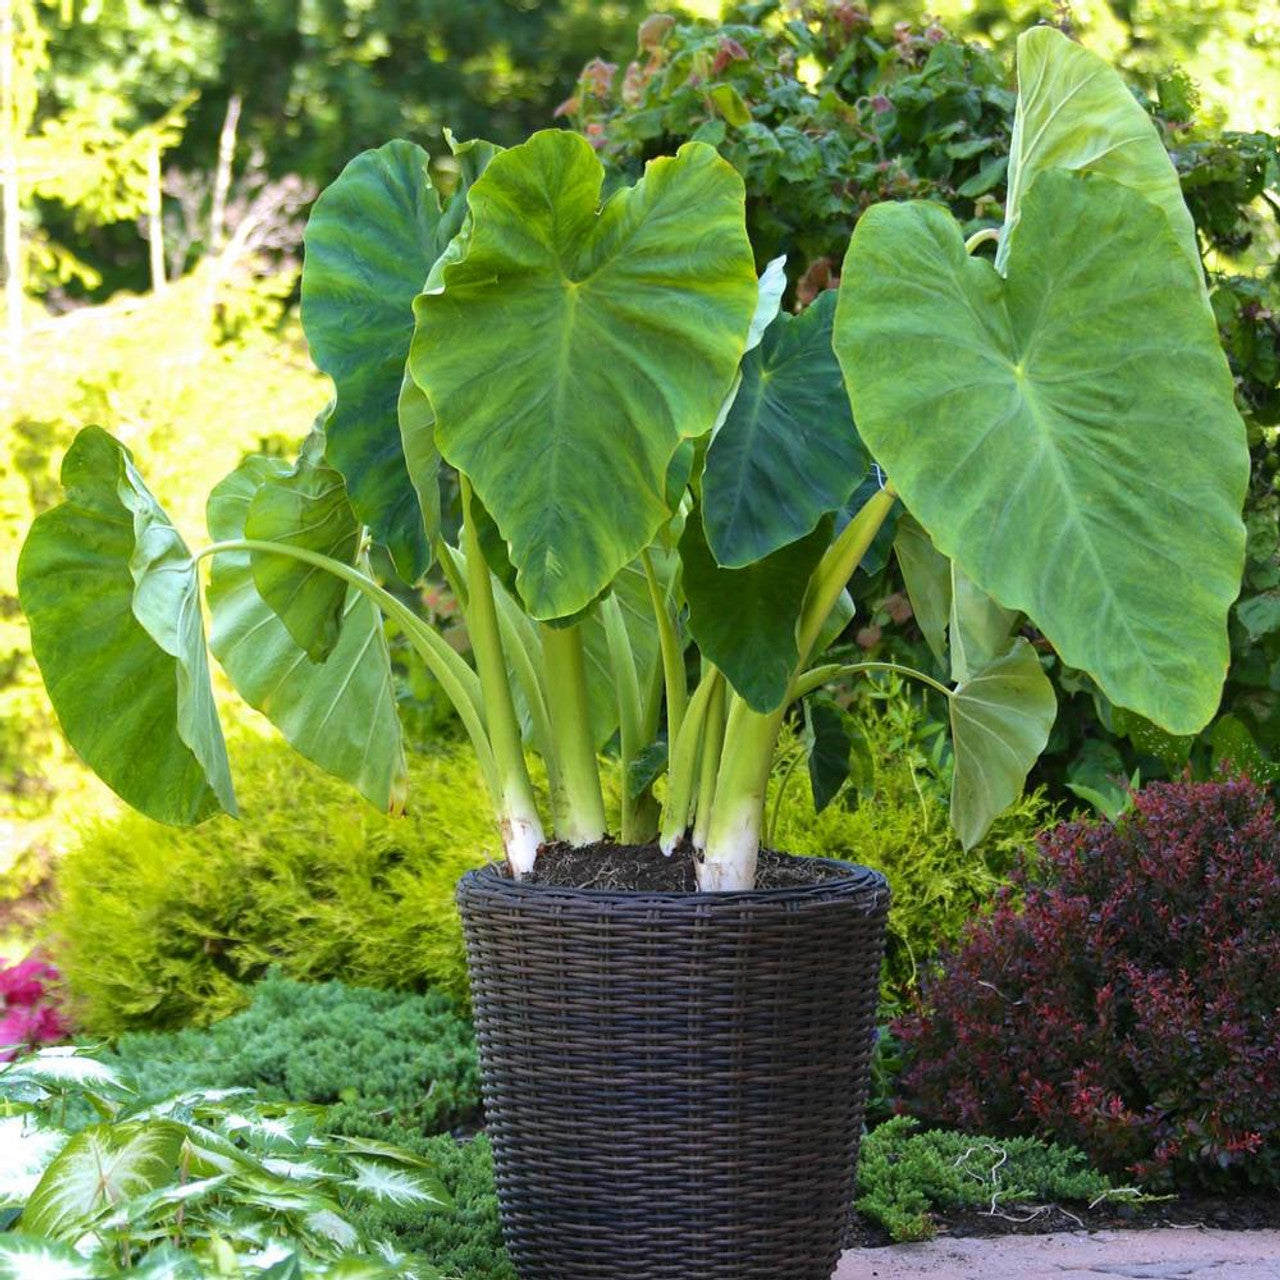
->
xmin=0 ymin=956 xmax=68 ymax=1060
xmin=0 ymin=957 xmax=58 ymax=1007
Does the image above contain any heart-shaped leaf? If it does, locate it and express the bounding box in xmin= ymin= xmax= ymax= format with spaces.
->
xmin=949 ymin=638 xmax=1057 ymax=849
xmin=835 ymin=171 xmax=1247 ymax=735
xmin=397 ymin=370 xmax=440 ymax=552
xmin=20 ymin=1120 xmax=185 ymax=1239
xmin=245 ymin=426 xmax=361 ymax=662
xmin=702 ymin=290 xmax=868 ymax=567
xmin=207 ymin=457 xmax=408 ymax=814
xmin=301 ymin=141 xmax=464 ymax=582
xmin=18 ymin=427 xmax=235 ymax=825
xmin=411 ymin=130 xmax=758 ymax=621
xmin=680 ymin=514 xmax=831 ymax=713
xmin=1000 ymin=27 xmax=1200 ymax=279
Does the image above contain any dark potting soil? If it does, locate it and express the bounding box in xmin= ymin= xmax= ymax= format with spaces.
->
xmin=522 ymin=842 xmax=855 ymax=892
xmin=847 ymin=1192 xmax=1280 ymax=1249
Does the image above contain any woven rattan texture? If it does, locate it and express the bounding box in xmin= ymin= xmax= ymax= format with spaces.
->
xmin=457 ymin=856 xmax=890 ymax=1280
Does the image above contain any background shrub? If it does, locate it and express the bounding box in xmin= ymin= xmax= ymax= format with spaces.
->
xmin=109 ymin=972 xmax=482 ymax=1138
xmin=768 ymin=681 xmax=1052 ymax=1016
xmin=896 ymin=776 xmax=1280 ymax=1190
xmin=48 ymin=732 xmax=497 ymax=1032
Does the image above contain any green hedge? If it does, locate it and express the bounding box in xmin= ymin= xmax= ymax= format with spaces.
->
xmin=48 ymin=731 xmax=497 ymax=1032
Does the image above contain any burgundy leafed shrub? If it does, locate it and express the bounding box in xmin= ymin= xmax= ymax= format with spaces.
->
xmin=896 ymin=777 xmax=1280 ymax=1189
xmin=0 ymin=955 xmax=69 ymax=1059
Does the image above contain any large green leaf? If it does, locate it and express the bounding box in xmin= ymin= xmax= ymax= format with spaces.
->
xmin=949 ymin=639 xmax=1057 ymax=849
xmin=207 ymin=457 xmax=408 ymax=813
xmin=397 ymin=370 xmax=440 ymax=552
xmin=3 ymin=1049 xmax=134 ymax=1100
xmin=702 ymin=290 xmax=868 ymax=568
xmin=397 ymin=135 xmax=502 ymax=550
xmin=680 ymin=515 xmax=830 ymax=713
xmin=301 ymin=141 xmax=455 ymax=582
xmin=245 ymin=428 xmax=361 ymax=662
xmin=999 ymin=26 xmax=1200 ymax=279
xmin=411 ymin=130 xmax=757 ymax=621
xmin=343 ymin=1159 xmax=451 ymax=1209
xmin=20 ymin=1120 xmax=184 ymax=1239
xmin=17 ymin=427 xmax=235 ymax=825
xmin=834 ymin=172 xmax=1247 ymax=735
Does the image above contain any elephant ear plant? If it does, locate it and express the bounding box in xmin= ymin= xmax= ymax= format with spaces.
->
xmin=19 ymin=29 xmax=1247 ymax=894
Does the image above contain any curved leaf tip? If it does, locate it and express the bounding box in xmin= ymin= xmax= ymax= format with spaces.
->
xmin=18 ymin=426 xmax=235 ymax=826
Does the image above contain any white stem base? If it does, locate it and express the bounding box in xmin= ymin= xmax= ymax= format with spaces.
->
xmin=502 ymin=808 xmax=545 ymax=879
xmin=697 ymin=804 xmax=760 ymax=891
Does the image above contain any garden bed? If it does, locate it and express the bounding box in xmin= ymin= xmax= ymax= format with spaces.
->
xmin=847 ymin=1192 xmax=1280 ymax=1249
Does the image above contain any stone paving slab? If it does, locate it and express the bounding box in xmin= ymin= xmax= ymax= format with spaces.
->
xmin=835 ymin=1229 xmax=1280 ymax=1280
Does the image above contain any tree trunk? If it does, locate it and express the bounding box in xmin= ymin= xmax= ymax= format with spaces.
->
xmin=208 ymin=92 xmax=241 ymax=253
xmin=146 ymin=137 xmax=165 ymax=293
xmin=1 ymin=0 xmax=22 ymax=354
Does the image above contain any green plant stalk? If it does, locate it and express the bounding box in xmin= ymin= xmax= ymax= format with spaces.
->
xmin=792 ymin=661 xmax=953 ymax=704
xmin=460 ymin=481 xmax=546 ymax=875
xmin=797 ymin=488 xmax=897 ymax=661
xmin=642 ymin=548 xmax=687 ymax=746
xmin=198 ymin=538 xmax=501 ymax=808
xmin=691 ymin=668 xmax=726 ymax=853
xmin=658 ymin=669 xmax=720 ymax=854
xmin=602 ymin=593 xmax=653 ymax=843
xmin=766 ymin=746 xmax=805 ymax=848
xmin=490 ymin=587 xmax=561 ymax=806
xmin=436 ymin=539 xmax=469 ymax=610
xmin=540 ymin=620 xmax=606 ymax=845
xmin=701 ymin=489 xmax=898 ymax=890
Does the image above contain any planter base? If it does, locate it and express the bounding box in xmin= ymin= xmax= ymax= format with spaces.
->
xmin=458 ymin=853 xmax=890 ymax=1280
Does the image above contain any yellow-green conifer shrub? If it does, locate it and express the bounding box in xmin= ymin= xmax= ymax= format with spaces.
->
xmin=47 ymin=729 xmax=501 ymax=1033
xmin=768 ymin=688 xmax=1052 ymax=1015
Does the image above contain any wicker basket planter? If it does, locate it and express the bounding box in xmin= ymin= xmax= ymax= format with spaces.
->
xmin=456 ymin=854 xmax=890 ymax=1280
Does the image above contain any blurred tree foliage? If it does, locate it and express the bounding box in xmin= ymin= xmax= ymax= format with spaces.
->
xmin=874 ymin=1 xmax=1280 ymax=132
xmin=28 ymin=0 xmax=671 ymax=295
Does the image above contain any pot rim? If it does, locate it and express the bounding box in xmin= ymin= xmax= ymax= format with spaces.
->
xmin=458 ymin=853 xmax=890 ymax=913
